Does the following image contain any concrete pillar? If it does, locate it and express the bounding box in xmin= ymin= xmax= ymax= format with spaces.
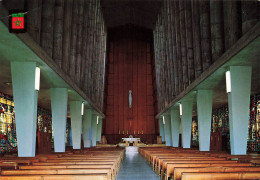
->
xmin=159 ymin=117 xmax=165 ymax=142
xmin=164 ymin=115 xmax=172 ymax=146
xmin=11 ymin=62 xmax=38 ymax=157
xmin=91 ymin=114 xmax=98 ymax=147
xmin=97 ymin=118 xmax=102 ymax=142
xmin=70 ymin=101 xmax=83 ymax=149
xmin=197 ymin=90 xmax=213 ymax=151
xmin=227 ymin=66 xmax=252 ymax=155
xmin=181 ymin=101 xmax=193 ymax=148
xmin=50 ymin=88 xmax=68 ymax=152
xmin=170 ymin=108 xmax=180 ymax=147
xmin=82 ymin=109 xmax=92 ymax=147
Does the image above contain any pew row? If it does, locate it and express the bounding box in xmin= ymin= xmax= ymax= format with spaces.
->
xmin=139 ymin=147 xmax=260 ymax=180
xmin=0 ymin=147 xmax=125 ymax=180
xmin=0 ymin=174 xmax=108 ymax=180
xmin=173 ymin=166 xmax=260 ymax=180
xmin=181 ymin=172 xmax=260 ymax=180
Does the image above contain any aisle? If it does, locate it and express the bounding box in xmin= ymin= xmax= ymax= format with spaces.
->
xmin=116 ymin=147 xmax=159 ymax=180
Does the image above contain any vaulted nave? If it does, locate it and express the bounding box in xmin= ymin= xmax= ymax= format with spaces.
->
xmin=0 ymin=0 xmax=260 ymax=179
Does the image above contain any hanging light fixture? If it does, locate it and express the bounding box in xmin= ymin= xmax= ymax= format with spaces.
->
xmin=97 ymin=116 xmax=99 ymax=125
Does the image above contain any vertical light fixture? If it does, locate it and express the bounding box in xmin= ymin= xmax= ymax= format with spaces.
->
xmin=81 ymin=102 xmax=84 ymax=115
xmin=226 ymin=70 xmax=231 ymax=93
xmin=162 ymin=116 xmax=165 ymax=125
xmin=35 ymin=67 xmax=40 ymax=91
xmin=179 ymin=103 xmax=182 ymax=116
xmin=97 ymin=116 xmax=99 ymax=125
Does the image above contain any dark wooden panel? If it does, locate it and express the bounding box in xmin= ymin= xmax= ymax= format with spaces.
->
xmin=147 ymin=96 xmax=154 ymax=105
xmin=105 ymin=116 xmax=114 ymax=134
xmin=107 ymin=96 xmax=114 ymax=105
xmin=103 ymin=26 xmax=158 ymax=142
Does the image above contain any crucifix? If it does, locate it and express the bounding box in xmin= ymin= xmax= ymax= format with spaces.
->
xmin=129 ymin=90 xmax=132 ymax=108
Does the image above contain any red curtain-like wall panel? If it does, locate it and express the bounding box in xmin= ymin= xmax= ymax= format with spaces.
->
xmin=103 ymin=26 xmax=158 ymax=144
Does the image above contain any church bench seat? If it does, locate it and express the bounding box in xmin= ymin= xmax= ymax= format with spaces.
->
xmin=173 ymin=166 xmax=260 ymax=180
xmin=152 ymin=154 xmax=213 ymax=167
xmin=0 ymin=147 xmax=124 ymax=180
xmin=31 ymin=162 xmax=118 ymax=175
xmin=19 ymin=165 xmax=114 ymax=170
xmin=19 ymin=164 xmax=116 ymax=177
xmin=0 ymin=162 xmax=18 ymax=170
xmin=154 ymin=156 xmax=225 ymax=172
xmin=181 ymin=172 xmax=260 ymax=180
xmin=0 ymin=159 xmax=36 ymax=165
xmin=0 ymin=174 xmax=107 ymax=180
xmin=44 ymin=159 xmax=121 ymax=171
xmin=164 ymin=163 xmax=253 ymax=180
xmin=1 ymin=168 xmax=112 ymax=180
xmin=250 ymin=160 xmax=260 ymax=165
xmin=138 ymin=147 xmax=259 ymax=180
xmin=161 ymin=160 xmax=239 ymax=177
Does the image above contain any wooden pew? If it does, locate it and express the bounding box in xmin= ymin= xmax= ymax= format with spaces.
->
xmin=139 ymin=147 xmax=260 ymax=180
xmin=181 ymin=172 xmax=260 ymax=180
xmin=1 ymin=168 xmax=112 ymax=180
xmin=154 ymin=157 xmax=226 ymax=173
xmin=165 ymin=163 xmax=253 ymax=180
xmin=0 ymin=157 xmax=40 ymax=165
xmin=152 ymin=154 xmax=220 ymax=169
xmin=0 ymin=162 xmax=18 ymax=170
xmin=161 ymin=160 xmax=239 ymax=178
xmin=250 ymin=159 xmax=260 ymax=165
xmin=0 ymin=174 xmax=107 ymax=180
xmin=173 ymin=166 xmax=260 ymax=180
xmin=36 ymin=160 xmax=119 ymax=174
xmin=19 ymin=164 xmax=116 ymax=178
xmin=0 ymin=147 xmax=125 ymax=180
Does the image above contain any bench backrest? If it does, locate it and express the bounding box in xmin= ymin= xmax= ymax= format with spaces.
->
xmin=181 ymin=172 xmax=260 ymax=180
xmin=0 ymin=174 xmax=107 ymax=180
xmin=174 ymin=166 xmax=260 ymax=180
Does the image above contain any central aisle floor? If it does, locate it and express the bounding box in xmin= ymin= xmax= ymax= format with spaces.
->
xmin=116 ymin=146 xmax=160 ymax=180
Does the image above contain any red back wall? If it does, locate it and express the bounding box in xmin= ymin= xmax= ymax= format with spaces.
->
xmin=103 ymin=26 xmax=158 ymax=144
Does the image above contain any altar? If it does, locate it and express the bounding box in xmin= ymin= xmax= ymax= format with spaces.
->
xmin=122 ymin=138 xmax=140 ymax=146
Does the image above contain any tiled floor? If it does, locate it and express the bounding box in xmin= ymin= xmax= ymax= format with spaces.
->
xmin=116 ymin=147 xmax=160 ymax=180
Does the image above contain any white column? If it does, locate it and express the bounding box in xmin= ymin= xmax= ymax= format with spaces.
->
xmin=82 ymin=109 xmax=92 ymax=147
xmin=164 ymin=115 xmax=172 ymax=146
xmin=11 ymin=62 xmax=38 ymax=157
xmin=197 ymin=90 xmax=213 ymax=151
xmin=159 ymin=117 xmax=165 ymax=142
xmin=70 ymin=101 xmax=82 ymax=149
xmin=50 ymin=88 xmax=68 ymax=152
xmin=227 ymin=66 xmax=252 ymax=155
xmin=170 ymin=108 xmax=180 ymax=147
xmin=91 ymin=114 xmax=98 ymax=147
xmin=181 ymin=101 xmax=193 ymax=148
xmin=97 ymin=117 xmax=102 ymax=142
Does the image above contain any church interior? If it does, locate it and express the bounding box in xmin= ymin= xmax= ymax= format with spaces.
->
xmin=0 ymin=0 xmax=260 ymax=179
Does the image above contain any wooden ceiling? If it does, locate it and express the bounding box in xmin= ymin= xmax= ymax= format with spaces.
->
xmin=101 ymin=0 xmax=162 ymax=29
